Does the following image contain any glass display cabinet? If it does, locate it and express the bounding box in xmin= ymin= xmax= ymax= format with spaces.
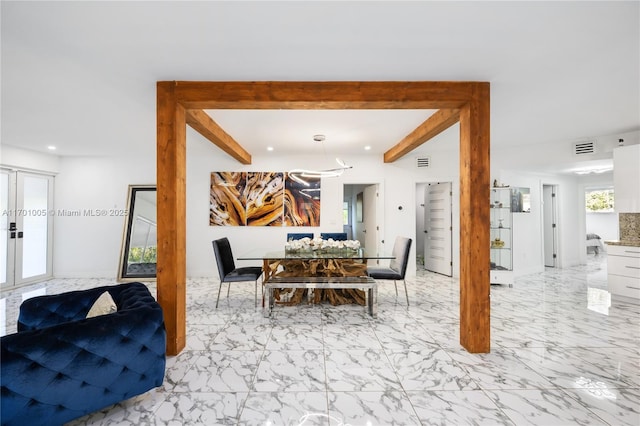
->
xmin=490 ymin=187 xmax=513 ymax=286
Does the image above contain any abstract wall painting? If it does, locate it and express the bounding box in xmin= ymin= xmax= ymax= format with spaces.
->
xmin=210 ymin=172 xmax=246 ymax=226
xmin=210 ymin=171 xmax=320 ymax=227
xmin=283 ymin=173 xmax=321 ymax=226
xmin=245 ymin=172 xmax=284 ymax=226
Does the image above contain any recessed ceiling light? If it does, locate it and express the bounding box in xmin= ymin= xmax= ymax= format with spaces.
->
xmin=364 ymin=145 xmax=371 ymax=151
xmin=47 ymin=146 xmax=56 ymax=151
xmin=267 ymin=146 xmax=274 ymax=151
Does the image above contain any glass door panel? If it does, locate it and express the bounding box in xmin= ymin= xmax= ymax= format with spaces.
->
xmin=1 ymin=170 xmax=53 ymax=289
xmin=18 ymin=175 xmax=51 ymax=280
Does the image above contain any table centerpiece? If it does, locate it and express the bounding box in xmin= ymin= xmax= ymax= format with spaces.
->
xmin=285 ymin=236 xmax=361 ymax=254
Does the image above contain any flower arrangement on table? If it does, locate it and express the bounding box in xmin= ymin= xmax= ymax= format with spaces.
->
xmin=285 ymin=236 xmax=361 ymax=253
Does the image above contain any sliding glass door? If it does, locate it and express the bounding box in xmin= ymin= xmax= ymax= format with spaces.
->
xmin=1 ymin=169 xmax=54 ymax=289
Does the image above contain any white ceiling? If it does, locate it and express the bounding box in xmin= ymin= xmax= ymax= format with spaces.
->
xmin=205 ymin=109 xmax=439 ymax=156
xmin=1 ymin=1 xmax=638 ymax=171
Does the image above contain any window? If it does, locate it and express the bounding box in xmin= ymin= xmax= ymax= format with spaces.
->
xmin=343 ymin=201 xmax=350 ymax=225
xmin=585 ymin=188 xmax=614 ymax=212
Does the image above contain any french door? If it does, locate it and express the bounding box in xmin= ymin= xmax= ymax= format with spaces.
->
xmin=1 ymin=169 xmax=54 ymax=289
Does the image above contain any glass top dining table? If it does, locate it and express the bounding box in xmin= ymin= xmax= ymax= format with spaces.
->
xmin=237 ymin=247 xmax=395 ymax=262
xmin=238 ymin=247 xmax=395 ymax=281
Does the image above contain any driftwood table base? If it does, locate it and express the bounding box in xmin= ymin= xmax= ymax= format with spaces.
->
xmin=268 ymin=259 xmax=368 ymax=306
xmin=264 ymin=276 xmax=378 ymax=317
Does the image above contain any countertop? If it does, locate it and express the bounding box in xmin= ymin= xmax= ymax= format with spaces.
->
xmin=604 ymin=240 xmax=640 ymax=247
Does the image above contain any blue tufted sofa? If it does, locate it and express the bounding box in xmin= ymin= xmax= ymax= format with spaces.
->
xmin=1 ymin=282 xmax=166 ymax=426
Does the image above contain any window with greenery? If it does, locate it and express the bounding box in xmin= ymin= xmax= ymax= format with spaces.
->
xmin=128 ymin=246 xmax=157 ymax=263
xmin=585 ymin=188 xmax=614 ymax=212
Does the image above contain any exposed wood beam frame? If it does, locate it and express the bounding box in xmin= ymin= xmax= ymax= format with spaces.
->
xmin=173 ymin=81 xmax=471 ymax=110
xmin=384 ymin=108 xmax=460 ymax=163
xmin=157 ymin=81 xmax=490 ymax=355
xmin=185 ymin=109 xmax=252 ymax=164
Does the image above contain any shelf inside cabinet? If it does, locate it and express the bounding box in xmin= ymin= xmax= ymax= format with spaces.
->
xmin=489 ymin=186 xmax=513 ymax=285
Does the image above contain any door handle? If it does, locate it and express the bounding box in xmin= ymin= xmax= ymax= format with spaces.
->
xmin=362 ymin=230 xmax=366 ymax=233
xmin=17 ymin=231 xmax=24 ymax=239
xmin=10 ymin=231 xmax=16 ymax=239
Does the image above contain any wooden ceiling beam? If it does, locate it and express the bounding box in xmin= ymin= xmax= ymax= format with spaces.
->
xmin=172 ymin=81 xmax=473 ymax=110
xmin=185 ymin=109 xmax=252 ymax=165
xmin=384 ymin=108 xmax=460 ymax=163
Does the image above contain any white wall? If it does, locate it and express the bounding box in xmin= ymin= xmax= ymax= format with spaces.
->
xmin=3 ymin=131 xmax=602 ymax=281
xmin=186 ymin=130 xmax=423 ymax=278
xmin=496 ymin=170 xmax=583 ymax=275
xmin=397 ymin=142 xmax=461 ymax=277
xmin=0 ymin=147 xmax=156 ymax=278
xmin=586 ymin=212 xmax=618 ymax=241
xmin=0 ymin=146 xmax=60 ymax=174
xmin=53 ymin=155 xmax=155 ymax=277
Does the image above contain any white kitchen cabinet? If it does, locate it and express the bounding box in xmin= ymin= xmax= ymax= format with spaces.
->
xmin=606 ymin=244 xmax=640 ymax=299
xmin=613 ymin=144 xmax=640 ymax=213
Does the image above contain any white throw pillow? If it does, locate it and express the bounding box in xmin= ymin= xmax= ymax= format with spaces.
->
xmin=86 ymin=291 xmax=117 ymax=318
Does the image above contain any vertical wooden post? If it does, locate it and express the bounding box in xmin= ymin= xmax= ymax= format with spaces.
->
xmin=458 ymin=83 xmax=491 ymax=353
xmin=156 ymin=82 xmax=187 ymax=355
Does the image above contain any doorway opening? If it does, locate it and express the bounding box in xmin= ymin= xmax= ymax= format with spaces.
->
xmin=343 ymin=183 xmax=384 ymax=265
xmin=584 ymin=185 xmax=616 ymax=257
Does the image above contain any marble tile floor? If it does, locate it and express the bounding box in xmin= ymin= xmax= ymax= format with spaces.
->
xmin=1 ymin=254 xmax=639 ymax=425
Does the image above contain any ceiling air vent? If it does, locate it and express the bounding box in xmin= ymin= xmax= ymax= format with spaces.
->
xmin=416 ymin=156 xmax=431 ymax=168
xmin=573 ymin=140 xmax=596 ymax=156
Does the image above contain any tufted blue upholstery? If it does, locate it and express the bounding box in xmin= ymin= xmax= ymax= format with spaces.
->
xmin=286 ymin=232 xmax=314 ymax=241
xmin=320 ymin=232 xmax=347 ymax=241
xmin=1 ymin=282 xmax=166 ymax=426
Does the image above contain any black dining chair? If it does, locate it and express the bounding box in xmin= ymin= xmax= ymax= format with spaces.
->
xmin=367 ymin=236 xmax=412 ymax=305
xmin=287 ymin=232 xmax=314 ymax=241
xmin=320 ymin=232 xmax=347 ymax=241
xmin=212 ymin=238 xmax=263 ymax=308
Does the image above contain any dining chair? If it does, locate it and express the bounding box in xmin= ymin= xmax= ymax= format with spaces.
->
xmin=320 ymin=232 xmax=347 ymax=241
xmin=367 ymin=236 xmax=412 ymax=305
xmin=287 ymin=232 xmax=314 ymax=241
xmin=212 ymin=238 xmax=263 ymax=308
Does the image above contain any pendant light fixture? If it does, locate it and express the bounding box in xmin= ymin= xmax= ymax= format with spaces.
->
xmin=288 ymin=134 xmax=352 ymax=186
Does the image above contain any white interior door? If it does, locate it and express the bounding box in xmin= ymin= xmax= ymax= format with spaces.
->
xmin=363 ymin=184 xmax=379 ymax=263
xmin=1 ymin=169 xmax=54 ymax=289
xmin=424 ymin=182 xmax=453 ymax=276
xmin=543 ymin=184 xmax=558 ymax=267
